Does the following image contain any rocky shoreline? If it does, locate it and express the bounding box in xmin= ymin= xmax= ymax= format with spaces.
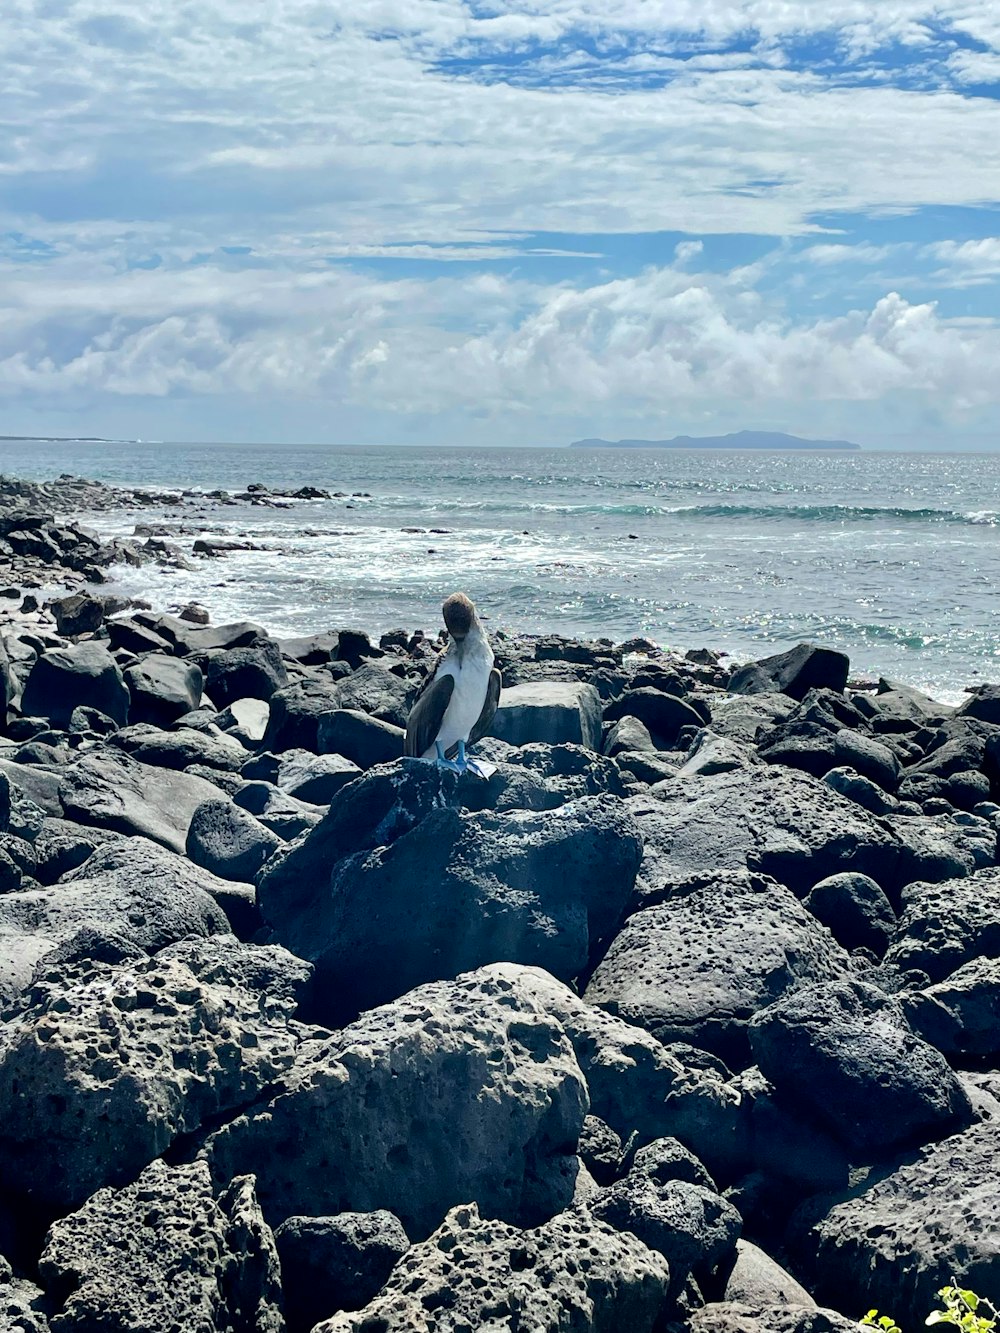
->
xmin=1 ymin=476 xmax=1000 ymax=1331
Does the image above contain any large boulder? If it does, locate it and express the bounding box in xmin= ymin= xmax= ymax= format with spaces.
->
xmin=748 ymin=979 xmax=972 ymax=1157
xmin=274 ymin=1212 xmax=409 ymax=1331
xmin=262 ymin=679 xmax=344 ymax=752
xmin=728 ymin=644 xmax=850 ymax=700
xmin=886 ymin=867 xmax=1000 ymax=981
xmin=21 ymin=643 xmax=129 ymax=728
xmin=604 ymin=686 xmax=706 ymax=747
xmin=802 ymin=872 xmax=897 ymax=956
xmin=187 ymin=798 xmax=282 ymax=882
xmin=903 ymin=957 xmax=1000 ymax=1063
xmin=109 ymin=722 xmax=249 ymax=772
xmin=585 ymin=870 xmax=851 ymax=1064
xmin=123 ymin=653 xmax=203 ymax=726
xmin=316 ymin=709 xmax=405 ymax=767
xmin=59 ymin=748 xmax=226 ymax=853
xmin=205 ymin=638 xmax=288 ymax=708
xmin=494 ymin=965 xmax=743 ymax=1181
xmin=275 ymin=750 xmax=361 ymax=803
xmin=329 ymin=663 xmax=414 ymax=728
xmin=315 ymin=1202 xmax=670 ymax=1333
xmin=203 ymin=965 xmax=589 ymax=1237
xmin=0 ymin=944 xmax=302 ymax=1211
xmin=628 ymin=764 xmax=902 ymax=902
xmin=491 ymin=681 xmax=602 ymax=749
xmin=792 ymin=1120 xmax=1000 ymax=1329
xmin=259 ymin=779 xmax=641 ymax=1020
xmin=38 ymin=1161 xmax=282 ymax=1333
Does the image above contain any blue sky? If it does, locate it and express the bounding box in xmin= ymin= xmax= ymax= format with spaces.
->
xmin=2 ymin=1 xmax=1000 ymax=447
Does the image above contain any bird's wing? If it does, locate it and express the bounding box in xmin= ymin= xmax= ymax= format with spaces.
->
xmin=468 ymin=667 xmax=502 ymax=747
xmin=404 ymin=672 xmax=455 ymax=756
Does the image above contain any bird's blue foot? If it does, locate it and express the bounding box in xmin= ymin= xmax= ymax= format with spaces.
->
xmin=434 ymin=741 xmax=462 ymax=773
xmin=459 ymin=740 xmax=496 ymax=779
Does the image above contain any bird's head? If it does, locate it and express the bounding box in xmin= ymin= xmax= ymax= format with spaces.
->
xmin=442 ymin=592 xmax=476 ymax=641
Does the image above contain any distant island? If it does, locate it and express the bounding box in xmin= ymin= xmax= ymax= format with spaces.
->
xmin=570 ymin=430 xmax=861 ymax=451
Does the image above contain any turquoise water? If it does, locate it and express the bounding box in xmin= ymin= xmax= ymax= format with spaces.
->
xmin=2 ymin=439 xmax=998 ymax=700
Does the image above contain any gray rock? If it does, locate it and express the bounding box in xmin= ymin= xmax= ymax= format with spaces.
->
xmin=204 ymin=964 xmax=589 ymax=1237
xmin=124 ymin=653 xmax=203 ymax=726
xmin=627 ymin=765 xmax=901 ymax=903
xmin=689 ymin=1302 xmax=856 ymax=1333
xmin=706 ymin=691 xmax=796 ymax=745
xmin=233 ymin=781 xmax=323 ymax=840
xmin=603 ymin=686 xmax=705 ymax=746
xmin=206 ymin=638 xmax=288 ymax=708
xmin=792 ymin=1120 xmax=1000 ymax=1328
xmin=676 ymin=731 xmax=755 ymax=778
xmin=0 ymin=1263 xmax=51 ymax=1333
xmin=263 ymin=679 xmax=344 ymax=752
xmin=823 ymin=766 xmax=897 ymax=814
xmin=729 ymin=644 xmax=850 ymax=700
xmin=886 ymin=867 xmax=1000 ymax=981
xmin=903 ymin=956 xmax=1000 ymax=1062
xmin=956 ymin=682 xmax=1000 ymax=725
xmin=604 ymin=714 xmax=656 ymax=757
xmin=495 ymin=966 xmax=743 ymax=1181
xmin=330 ymin=663 xmax=415 ymax=728
xmin=587 ymin=1169 xmax=741 ymax=1303
xmin=803 ymin=872 xmax=896 ymax=955
xmin=21 ymin=643 xmax=129 ymax=728
xmin=885 ymin=810 xmax=997 ymax=885
xmin=314 ymin=1201 xmax=670 ymax=1333
xmin=833 ymin=730 xmax=899 ymax=789
xmin=724 ymin=1239 xmax=816 ymax=1308
xmin=586 ymin=870 xmax=851 ymax=1064
xmin=748 ymin=979 xmax=972 ymax=1156
xmin=274 ymin=1212 xmax=409 ymax=1329
xmin=109 ymin=722 xmax=249 ymax=771
xmin=316 ymin=708 xmax=405 ymax=767
xmin=491 ymin=680 xmax=602 ymax=749
xmin=260 ymin=780 xmax=641 ymax=1021
xmin=728 ymin=1066 xmax=850 ymax=1199
xmin=38 ymin=1160 xmax=282 ymax=1333
xmin=276 ymin=750 xmax=361 ymax=803
xmin=59 ymin=748 xmax=227 ymax=853
xmin=187 ymin=798 xmax=282 ymax=882
xmin=217 ymin=696 xmax=270 ymax=744
xmin=0 ymin=948 xmax=298 ymax=1210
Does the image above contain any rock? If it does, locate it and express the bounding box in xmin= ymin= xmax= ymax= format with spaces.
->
xmin=205 ymin=638 xmax=288 ymax=708
xmin=0 ymin=838 xmax=230 ymax=999
xmin=233 ymin=781 xmax=323 ymax=840
xmin=276 ymin=750 xmax=361 ymax=803
xmin=277 ymin=631 xmax=341 ymax=665
xmin=66 ymin=704 xmax=119 ymax=736
xmin=823 ymin=766 xmax=897 ymax=814
xmin=758 ymin=722 xmax=838 ymax=778
xmin=886 ymin=810 xmax=996 ymax=886
xmin=260 ymin=779 xmax=641 ymax=1021
xmin=187 ymin=798 xmax=282 ymax=882
xmin=330 ymin=663 xmax=414 ymax=728
xmin=723 ymin=1239 xmax=816 ymax=1307
xmin=316 ymin=709 xmax=405 ymax=767
xmin=748 ymin=979 xmax=972 ymax=1156
xmin=37 ymin=1160 xmax=282 ymax=1333
xmin=154 ymin=617 xmax=267 ymax=656
xmin=604 ymin=714 xmax=656 ymax=757
xmin=217 ymin=696 xmax=270 ymax=744
xmin=628 ymin=1136 xmax=717 ymax=1190
xmin=579 ymin=1116 xmax=627 ymax=1185
xmin=21 ymin=643 xmax=129 ymax=728
xmin=274 ymin=1212 xmax=409 ymax=1329
xmin=263 ymin=679 xmax=344 ymax=752
xmin=585 ymin=870 xmax=851 ymax=1064
xmin=604 ymin=687 xmax=705 ymax=746
xmin=48 ymin=592 xmax=104 ymax=636
xmin=106 ymin=615 xmax=173 ymax=655
xmin=587 ymin=1167 xmax=741 ymax=1304
xmin=490 ymin=681 xmax=602 ymax=749
xmin=628 ymin=765 xmax=901 ymax=902
xmin=903 ymin=957 xmax=1000 ymax=1062
xmin=123 ymin=653 xmax=203 ymax=726
xmin=59 ymin=748 xmax=228 ymax=853
xmin=706 ymin=692 xmax=795 ymax=745
xmin=728 ymin=644 xmax=850 ymax=700
xmin=956 ymin=683 xmax=1000 ymax=726
xmin=833 ymin=730 xmax=899 ymax=789
xmin=109 ymin=722 xmax=249 ymax=772
xmin=792 ymin=1120 xmax=1000 ymax=1328
xmin=0 ymin=635 xmax=12 ymax=723
xmin=0 ymin=1262 xmax=51 ymax=1332
xmin=689 ymin=1302 xmax=856 ymax=1333
xmin=314 ymin=1201 xmax=670 ymax=1333
xmin=496 ymin=965 xmax=742 ymax=1182
xmin=0 ymin=948 xmax=299 ymax=1211
xmin=204 ymin=965 xmax=588 ymax=1237
xmin=886 ymin=867 xmax=1000 ymax=981
xmin=178 ymin=600 xmax=210 ymax=623
xmin=803 ymin=872 xmax=896 ymax=955
xmin=676 ymin=731 xmax=755 ymax=778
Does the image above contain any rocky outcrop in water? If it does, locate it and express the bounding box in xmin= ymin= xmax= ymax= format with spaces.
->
xmin=3 ymin=488 xmax=1000 ymax=1330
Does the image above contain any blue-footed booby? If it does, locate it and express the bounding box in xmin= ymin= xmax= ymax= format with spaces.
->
xmin=404 ymin=592 xmax=501 ymax=776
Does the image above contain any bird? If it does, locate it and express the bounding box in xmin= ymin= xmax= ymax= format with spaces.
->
xmin=404 ymin=592 xmax=501 ymax=776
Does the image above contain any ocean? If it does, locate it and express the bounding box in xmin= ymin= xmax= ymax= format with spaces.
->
xmin=1 ymin=439 xmax=997 ymax=703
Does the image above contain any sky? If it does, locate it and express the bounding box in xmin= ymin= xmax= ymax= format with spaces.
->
xmin=2 ymin=2 xmax=1000 ymax=448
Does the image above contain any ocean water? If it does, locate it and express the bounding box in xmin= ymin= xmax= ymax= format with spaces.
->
xmin=1 ymin=439 xmax=998 ymax=701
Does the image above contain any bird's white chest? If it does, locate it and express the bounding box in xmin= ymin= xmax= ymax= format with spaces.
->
xmin=429 ymin=653 xmax=491 ymax=753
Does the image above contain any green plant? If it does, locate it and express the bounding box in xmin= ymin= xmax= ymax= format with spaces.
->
xmin=858 ymin=1284 xmax=1000 ymax=1333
